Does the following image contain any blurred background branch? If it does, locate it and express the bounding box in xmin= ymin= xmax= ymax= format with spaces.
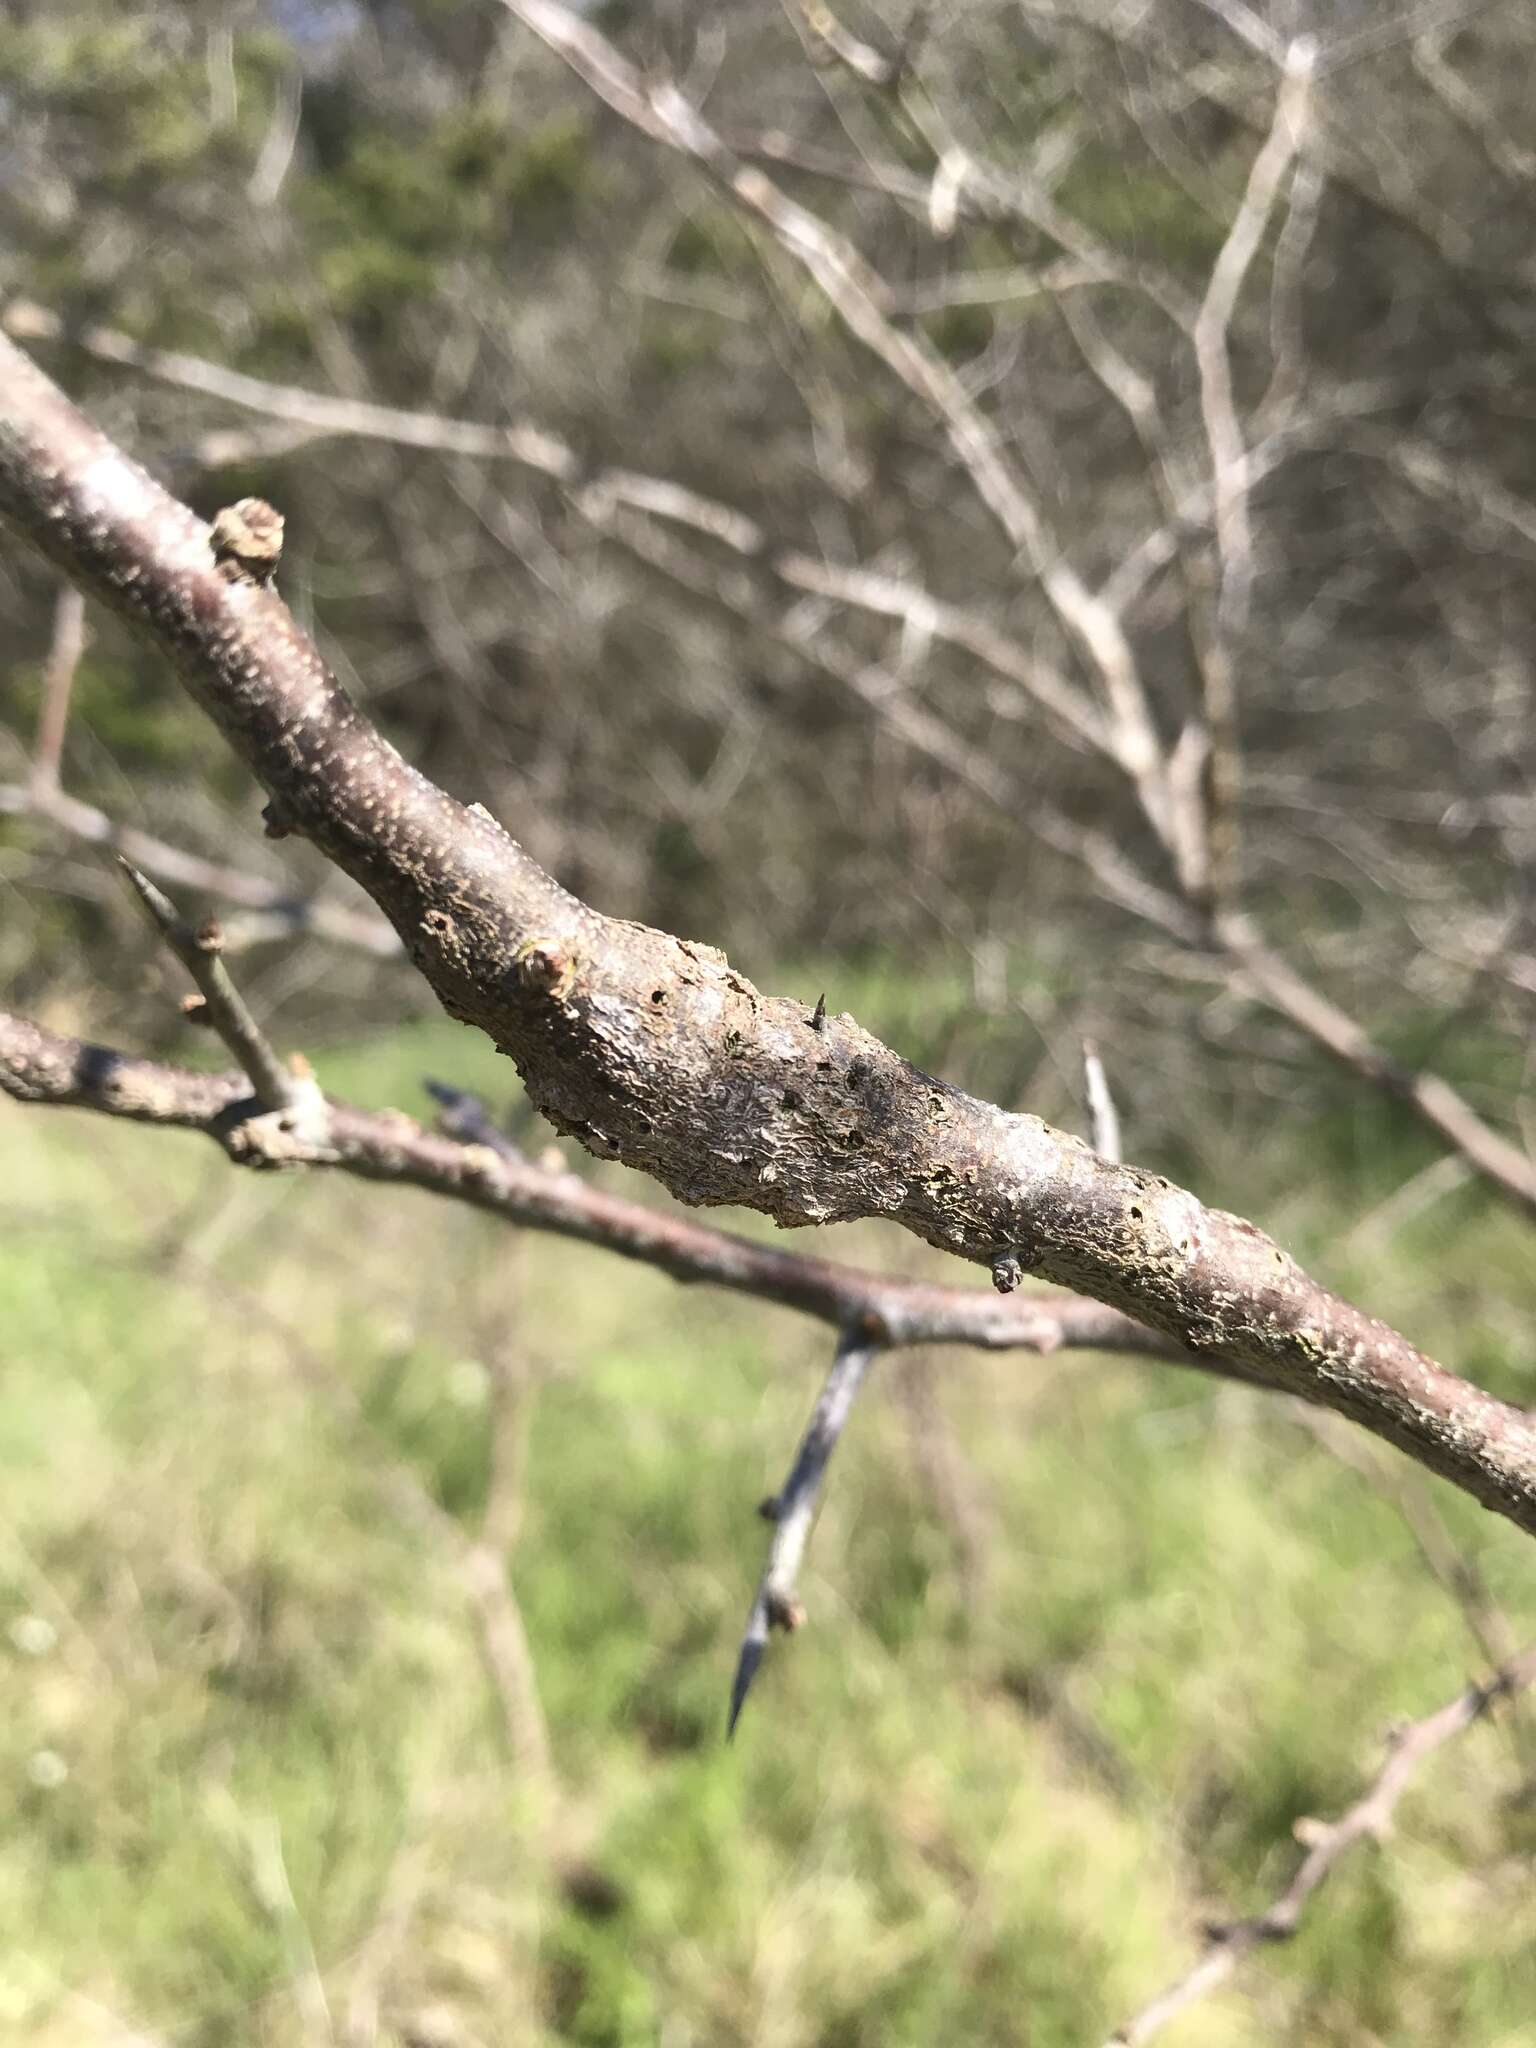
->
xmin=4 ymin=1 xmax=1536 ymax=2040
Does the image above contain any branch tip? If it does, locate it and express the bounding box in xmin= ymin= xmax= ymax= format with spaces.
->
xmin=118 ymin=858 xmax=318 ymax=1121
xmin=726 ymin=1329 xmax=880 ymax=1737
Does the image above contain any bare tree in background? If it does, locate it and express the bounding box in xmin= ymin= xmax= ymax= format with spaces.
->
xmin=3 ymin=0 xmax=1536 ymax=2034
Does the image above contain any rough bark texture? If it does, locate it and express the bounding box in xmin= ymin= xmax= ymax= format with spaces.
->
xmin=0 ymin=1009 xmax=1176 ymax=1360
xmin=3 ymin=331 xmax=1536 ymax=1532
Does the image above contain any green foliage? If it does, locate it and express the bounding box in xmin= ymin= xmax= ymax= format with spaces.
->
xmin=295 ymin=98 xmax=601 ymax=321
xmin=1055 ymin=150 xmax=1228 ymax=271
xmin=665 ymin=206 xmax=755 ymax=280
xmin=1 ymin=1020 xmax=1532 ymax=2043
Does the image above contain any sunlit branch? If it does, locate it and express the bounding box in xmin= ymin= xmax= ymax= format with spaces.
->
xmin=1109 ymin=1643 xmax=1536 ymax=2044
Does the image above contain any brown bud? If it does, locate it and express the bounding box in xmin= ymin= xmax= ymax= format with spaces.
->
xmin=209 ymin=498 xmax=285 ymax=586
xmin=514 ymin=937 xmax=575 ymax=999
xmin=765 ymin=1591 xmax=806 ymax=1634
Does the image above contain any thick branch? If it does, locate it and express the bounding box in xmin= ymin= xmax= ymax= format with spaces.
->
xmin=491 ymin=5 xmax=1536 ymax=1230
xmin=2 ymin=339 xmax=1536 ymax=1534
xmin=0 ymin=1009 xmax=1178 ymax=1361
xmin=25 ymin=300 xmax=1523 ymax=1231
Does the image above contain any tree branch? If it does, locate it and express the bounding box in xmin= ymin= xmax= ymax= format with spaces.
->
xmin=490 ymin=3 xmax=1536 ymax=1232
xmin=117 ymin=858 xmax=320 ymax=1118
xmin=2 ymin=298 xmax=1101 ymax=754
xmin=0 ymin=772 xmax=400 ymax=955
xmin=498 ymin=1 xmax=1173 ymax=835
xmin=1191 ymin=38 xmax=1317 ymax=898
xmin=3 ymin=337 xmax=1536 ymax=1533
xmin=0 ymin=1007 xmax=1181 ymax=1364
xmin=29 ymin=579 xmax=86 ymax=794
xmin=1109 ymin=1643 xmax=1536 ymax=2045
xmin=728 ymin=1327 xmax=881 ymax=1736
xmin=25 ymin=297 xmax=1525 ymax=1234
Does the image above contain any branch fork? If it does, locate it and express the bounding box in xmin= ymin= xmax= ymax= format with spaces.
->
xmin=2 ymin=333 xmax=1535 ymax=1533
xmin=118 ymin=857 xmax=333 ymax=1160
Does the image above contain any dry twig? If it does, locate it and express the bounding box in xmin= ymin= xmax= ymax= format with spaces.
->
xmin=1082 ymin=1039 xmax=1122 ymax=1164
xmin=118 ymin=857 xmax=318 ymax=1118
xmin=30 ymin=581 xmax=86 ymax=795
xmin=1190 ymin=38 xmax=1316 ymax=897
xmin=0 ymin=774 xmax=399 ymax=955
xmin=1109 ymin=1644 xmax=1536 ymax=2044
xmin=728 ymin=1327 xmax=881 ymax=1735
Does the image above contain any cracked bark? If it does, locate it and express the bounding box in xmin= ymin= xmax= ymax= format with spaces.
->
xmin=3 ymin=331 xmax=1535 ymax=1533
xmin=0 ymin=1009 xmax=1176 ymax=1361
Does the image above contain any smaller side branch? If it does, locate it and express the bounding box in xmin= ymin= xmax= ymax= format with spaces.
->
xmin=1082 ymin=1039 xmax=1123 ymax=1163
xmin=118 ymin=859 xmax=315 ymax=1118
xmin=1217 ymin=911 xmax=1536 ymax=1221
xmin=3 ymin=298 xmax=1103 ymax=759
xmin=1109 ymin=1642 xmax=1536 ymax=2046
xmin=0 ymin=776 xmax=400 ymax=957
xmin=0 ymin=1006 xmax=1185 ymax=1363
xmin=30 ymin=581 xmax=86 ymax=794
xmin=728 ymin=1328 xmax=881 ymax=1736
xmin=1191 ymin=38 xmax=1317 ymax=900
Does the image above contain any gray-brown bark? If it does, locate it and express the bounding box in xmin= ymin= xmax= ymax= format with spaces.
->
xmin=0 ymin=1007 xmax=1173 ymax=1360
xmin=3 ymin=331 xmax=1536 ymax=1533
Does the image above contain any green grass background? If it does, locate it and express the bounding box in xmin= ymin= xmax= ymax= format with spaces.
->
xmin=2 ymin=999 xmax=1534 ymax=2047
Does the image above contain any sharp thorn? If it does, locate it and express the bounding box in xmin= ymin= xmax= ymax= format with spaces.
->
xmin=726 ymin=1601 xmax=770 ymax=1739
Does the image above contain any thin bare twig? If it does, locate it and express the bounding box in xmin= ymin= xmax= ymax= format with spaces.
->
xmin=501 ymin=0 xmax=1173 ymax=836
xmin=1109 ymin=1643 xmax=1536 ymax=2045
xmin=247 ymin=62 xmax=304 ymax=208
xmin=728 ymin=1327 xmax=881 ymax=1736
xmin=3 ymin=299 xmax=1102 ymax=757
xmin=599 ymin=505 xmax=1190 ymax=938
xmin=1082 ymin=1039 xmax=1122 ymax=1163
xmin=1292 ymin=1404 xmax=1527 ymax=1685
xmin=1191 ymin=38 xmax=1316 ymax=899
xmin=1216 ymin=909 xmax=1536 ymax=1220
xmin=30 ymin=582 xmax=86 ymax=795
xmin=118 ymin=858 xmax=319 ymax=1119
xmin=1412 ymin=29 xmax=1536 ymax=183
xmin=1188 ymin=0 xmax=1286 ymax=64
xmin=0 ymin=776 xmax=398 ymax=954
